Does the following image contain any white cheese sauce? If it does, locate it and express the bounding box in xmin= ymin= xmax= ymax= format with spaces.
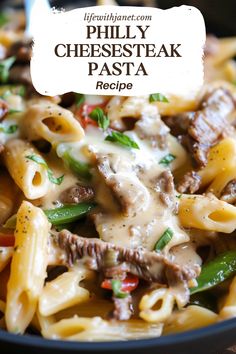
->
xmin=56 ymin=125 xmax=190 ymax=252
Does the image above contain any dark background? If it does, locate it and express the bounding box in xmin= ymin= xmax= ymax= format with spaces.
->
xmin=1 ymin=0 xmax=236 ymax=36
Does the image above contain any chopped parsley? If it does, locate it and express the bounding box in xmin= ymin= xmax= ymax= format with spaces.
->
xmin=0 ymin=56 xmax=16 ymax=83
xmin=0 ymin=13 xmax=8 ymax=27
xmin=154 ymin=228 xmax=173 ymax=252
xmin=149 ymin=93 xmax=169 ymax=103
xmin=0 ymin=124 xmax=18 ymax=134
xmin=0 ymin=85 xmax=26 ymax=99
xmin=159 ymin=153 xmax=176 ymax=166
xmin=111 ymin=279 xmax=128 ymax=298
xmin=8 ymin=109 xmax=22 ymax=115
xmin=26 ymin=155 xmax=64 ymax=185
xmin=89 ymin=107 xmax=109 ymax=131
xmin=105 ymin=131 xmax=139 ymax=149
xmin=74 ymin=93 xmax=85 ymax=108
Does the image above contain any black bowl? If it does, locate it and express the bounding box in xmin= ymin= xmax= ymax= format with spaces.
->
xmin=1 ymin=317 xmax=236 ymax=354
xmin=1 ymin=1 xmax=236 ymax=353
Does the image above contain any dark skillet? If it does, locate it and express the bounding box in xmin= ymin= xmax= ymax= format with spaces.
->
xmin=0 ymin=0 xmax=236 ymax=353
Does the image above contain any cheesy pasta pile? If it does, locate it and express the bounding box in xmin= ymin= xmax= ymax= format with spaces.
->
xmin=0 ymin=7 xmax=236 ymax=341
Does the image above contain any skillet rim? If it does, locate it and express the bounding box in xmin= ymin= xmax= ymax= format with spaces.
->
xmin=0 ymin=316 xmax=236 ymax=351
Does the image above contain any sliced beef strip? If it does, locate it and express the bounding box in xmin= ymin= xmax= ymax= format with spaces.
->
xmin=164 ymin=88 xmax=235 ymax=168
xmin=220 ymin=179 xmax=236 ymax=204
xmin=0 ymin=99 xmax=8 ymax=121
xmin=112 ymin=295 xmax=133 ymax=321
xmin=56 ymin=230 xmax=199 ymax=283
xmin=135 ymin=115 xmax=170 ymax=149
xmin=96 ymin=154 xmax=150 ymax=217
xmin=59 ymin=184 xmax=94 ymax=204
xmin=163 ymin=112 xmax=194 ymax=137
xmin=153 ymin=170 xmax=178 ymax=213
xmin=177 ymin=171 xmax=202 ymax=194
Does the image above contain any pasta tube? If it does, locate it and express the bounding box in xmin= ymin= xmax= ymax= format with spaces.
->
xmin=43 ymin=316 xmax=163 ymax=341
xmin=220 ymin=276 xmax=236 ymax=319
xmin=199 ymin=138 xmax=236 ymax=188
xmin=22 ymin=103 xmax=84 ymax=145
xmin=139 ymin=288 xmax=175 ymax=323
xmin=0 ymin=173 xmax=16 ymax=224
xmin=5 ymin=201 xmax=50 ymax=333
xmin=164 ymin=305 xmax=218 ymax=334
xmin=179 ymin=194 xmax=236 ymax=233
xmin=39 ymin=270 xmax=90 ymax=316
xmin=3 ymin=139 xmax=51 ymax=199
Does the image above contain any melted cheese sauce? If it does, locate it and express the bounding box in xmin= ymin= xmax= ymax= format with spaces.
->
xmin=56 ymin=125 xmax=189 ymax=251
xmin=37 ymin=154 xmax=79 ymax=209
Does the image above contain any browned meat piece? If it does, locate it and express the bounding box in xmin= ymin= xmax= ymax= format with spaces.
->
xmin=112 ymin=295 xmax=132 ymax=321
xmin=165 ymin=88 xmax=235 ymax=167
xmin=177 ymin=171 xmax=202 ymax=194
xmin=154 ymin=170 xmax=177 ymax=212
xmin=135 ymin=115 xmax=170 ymax=149
xmin=59 ymin=184 xmax=94 ymax=204
xmin=56 ymin=230 xmax=199 ymax=283
xmin=0 ymin=144 xmax=4 ymax=154
xmin=9 ymin=65 xmax=32 ymax=86
xmin=8 ymin=39 xmax=32 ymax=63
xmin=185 ymin=88 xmax=234 ymax=166
xmin=163 ymin=112 xmax=194 ymax=137
xmin=220 ymin=180 xmax=236 ymax=204
xmin=204 ymin=35 xmax=219 ymax=56
xmin=96 ymin=154 xmax=149 ymax=217
xmin=0 ymin=99 xmax=8 ymax=121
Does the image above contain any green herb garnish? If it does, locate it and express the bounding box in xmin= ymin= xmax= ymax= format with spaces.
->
xmin=105 ymin=131 xmax=139 ymax=149
xmin=74 ymin=93 xmax=85 ymax=108
xmin=89 ymin=107 xmax=109 ymax=131
xmin=0 ymin=85 xmax=26 ymax=99
xmin=26 ymin=154 xmax=64 ymax=185
xmin=111 ymin=279 xmax=128 ymax=298
xmin=149 ymin=93 xmax=169 ymax=103
xmin=0 ymin=56 xmax=16 ymax=83
xmin=154 ymin=228 xmax=173 ymax=252
xmin=8 ymin=109 xmax=22 ymax=114
xmin=0 ymin=124 xmax=18 ymax=134
xmin=0 ymin=13 xmax=9 ymax=27
xmin=159 ymin=153 xmax=176 ymax=166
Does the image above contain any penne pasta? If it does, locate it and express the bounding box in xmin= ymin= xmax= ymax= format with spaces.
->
xmin=179 ymin=194 xmax=236 ymax=233
xmin=139 ymin=288 xmax=175 ymax=323
xmin=5 ymin=201 xmax=50 ymax=333
xmin=220 ymin=276 xmax=236 ymax=319
xmin=22 ymin=103 xmax=84 ymax=145
xmin=163 ymin=305 xmax=218 ymax=334
xmin=1 ymin=9 xmax=236 ymax=342
xmin=0 ymin=172 xmax=16 ymax=224
xmin=3 ymin=139 xmax=51 ymax=199
xmin=39 ymin=269 xmax=91 ymax=316
xmin=43 ymin=315 xmax=163 ymax=341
